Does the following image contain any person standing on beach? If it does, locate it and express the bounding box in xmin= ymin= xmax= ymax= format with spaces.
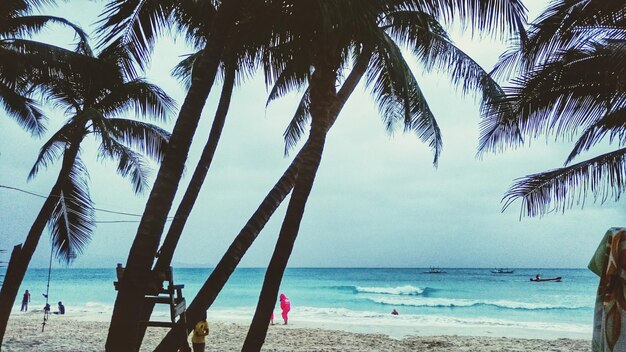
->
xmin=279 ymin=293 xmax=291 ymax=325
xmin=191 ymin=311 xmax=209 ymax=352
xmin=20 ymin=290 xmax=30 ymax=311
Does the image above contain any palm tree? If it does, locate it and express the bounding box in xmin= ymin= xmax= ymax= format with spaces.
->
xmin=0 ymin=41 xmax=174 ymax=346
xmin=99 ymin=1 xmax=249 ymax=349
xmin=0 ymin=0 xmax=89 ymax=136
xmin=241 ymin=1 xmax=527 ymax=349
xmin=478 ymin=0 xmax=626 ymax=217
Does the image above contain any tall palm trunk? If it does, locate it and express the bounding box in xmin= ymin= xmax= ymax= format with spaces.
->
xmin=105 ymin=2 xmax=243 ymax=350
xmin=242 ymin=53 xmax=340 ymax=351
xmin=134 ymin=61 xmax=237 ymax=349
xmin=0 ymin=141 xmax=81 ymax=346
xmin=153 ymin=153 xmax=301 ymax=352
xmin=152 ymin=51 xmax=372 ymax=352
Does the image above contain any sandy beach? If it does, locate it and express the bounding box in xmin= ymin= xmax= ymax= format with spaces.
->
xmin=3 ymin=311 xmax=590 ymax=351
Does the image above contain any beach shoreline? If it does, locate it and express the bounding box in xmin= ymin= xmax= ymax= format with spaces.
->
xmin=3 ymin=311 xmax=591 ymax=351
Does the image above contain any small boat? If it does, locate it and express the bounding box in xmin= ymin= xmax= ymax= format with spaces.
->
xmin=491 ymin=268 xmax=514 ymax=274
xmin=424 ymin=267 xmax=446 ymax=274
xmin=530 ymin=276 xmax=562 ymax=282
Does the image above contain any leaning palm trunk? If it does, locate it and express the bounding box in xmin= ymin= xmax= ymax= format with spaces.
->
xmin=242 ymin=53 xmax=340 ymax=351
xmin=153 ymin=152 xmax=301 ymax=351
xmin=153 ymin=52 xmax=371 ymax=351
xmin=104 ymin=2 xmax=243 ymax=350
xmin=134 ymin=61 xmax=236 ymax=348
xmin=0 ymin=142 xmax=81 ymax=346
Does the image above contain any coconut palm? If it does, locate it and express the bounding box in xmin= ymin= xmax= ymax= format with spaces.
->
xmin=0 ymin=41 xmax=174 ymax=346
xmin=241 ymin=1 xmax=527 ymax=349
xmin=478 ymin=0 xmax=626 ymax=217
xmin=0 ymin=0 xmax=89 ymax=135
xmin=99 ymin=1 xmax=249 ymax=349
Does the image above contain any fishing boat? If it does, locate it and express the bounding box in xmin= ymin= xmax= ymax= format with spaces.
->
xmin=491 ymin=268 xmax=514 ymax=274
xmin=530 ymin=276 xmax=562 ymax=282
xmin=423 ymin=267 xmax=446 ymax=274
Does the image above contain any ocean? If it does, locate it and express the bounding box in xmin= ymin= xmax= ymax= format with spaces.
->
xmin=14 ymin=267 xmax=596 ymax=339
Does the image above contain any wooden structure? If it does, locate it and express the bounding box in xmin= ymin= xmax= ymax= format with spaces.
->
xmin=114 ymin=264 xmax=189 ymax=351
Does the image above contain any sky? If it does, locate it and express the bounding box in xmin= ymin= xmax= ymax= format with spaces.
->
xmin=1 ymin=1 xmax=624 ymax=269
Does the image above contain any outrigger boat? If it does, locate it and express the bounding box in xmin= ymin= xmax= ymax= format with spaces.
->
xmin=424 ymin=267 xmax=446 ymax=274
xmin=491 ymin=268 xmax=514 ymax=274
xmin=530 ymin=276 xmax=561 ymax=282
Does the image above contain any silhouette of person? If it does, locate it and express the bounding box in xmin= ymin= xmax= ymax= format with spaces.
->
xmin=54 ymin=301 xmax=65 ymax=315
xmin=20 ymin=290 xmax=30 ymax=311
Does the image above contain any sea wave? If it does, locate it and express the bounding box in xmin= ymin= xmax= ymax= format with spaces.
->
xmin=355 ymin=285 xmax=426 ymax=296
xmin=364 ymin=296 xmax=591 ymax=310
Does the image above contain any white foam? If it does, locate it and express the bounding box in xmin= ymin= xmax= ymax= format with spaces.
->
xmin=364 ymin=296 xmax=591 ymax=310
xmin=206 ymin=306 xmax=592 ymax=339
xmin=355 ymin=285 xmax=425 ymax=295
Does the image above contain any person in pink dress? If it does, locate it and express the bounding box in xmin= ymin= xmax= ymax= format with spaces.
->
xmin=279 ymin=293 xmax=291 ymax=325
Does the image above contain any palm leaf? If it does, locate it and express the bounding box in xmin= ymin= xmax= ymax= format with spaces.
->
xmin=283 ymin=88 xmax=311 ymax=156
xmin=0 ymin=81 xmax=45 ymax=135
xmin=97 ymin=138 xmax=151 ymax=194
xmin=48 ymin=157 xmax=94 ymax=263
xmin=367 ymin=31 xmax=442 ymax=164
xmin=503 ymin=147 xmax=626 ymax=217
xmin=97 ymin=0 xmax=177 ymax=69
xmin=95 ymin=78 xmax=176 ymax=121
xmin=28 ymin=122 xmax=76 ymax=179
xmin=105 ymin=118 xmax=170 ymax=162
xmin=566 ymin=107 xmax=626 ymax=164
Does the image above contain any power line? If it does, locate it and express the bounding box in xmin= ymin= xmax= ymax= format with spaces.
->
xmin=0 ymin=184 xmax=174 ymax=220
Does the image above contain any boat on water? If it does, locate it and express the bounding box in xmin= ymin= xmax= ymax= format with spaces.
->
xmin=491 ymin=268 xmax=514 ymax=274
xmin=530 ymin=276 xmax=562 ymax=282
xmin=424 ymin=267 xmax=446 ymax=274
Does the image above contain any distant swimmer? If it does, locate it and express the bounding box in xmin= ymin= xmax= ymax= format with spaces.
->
xmin=279 ymin=293 xmax=291 ymax=325
xmin=391 ymin=309 xmax=399 ymax=315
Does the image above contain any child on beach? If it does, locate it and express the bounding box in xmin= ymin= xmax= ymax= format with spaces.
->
xmin=191 ymin=311 xmax=209 ymax=352
xmin=279 ymin=293 xmax=290 ymax=325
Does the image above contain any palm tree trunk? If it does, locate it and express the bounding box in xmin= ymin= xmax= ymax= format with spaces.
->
xmin=152 ymin=51 xmax=373 ymax=352
xmin=153 ymin=151 xmax=301 ymax=351
xmin=105 ymin=2 xmax=243 ymax=350
xmin=0 ymin=141 xmax=81 ymax=347
xmin=242 ymin=121 xmax=328 ymax=351
xmin=134 ymin=61 xmax=237 ymax=349
xmin=241 ymin=53 xmax=340 ymax=350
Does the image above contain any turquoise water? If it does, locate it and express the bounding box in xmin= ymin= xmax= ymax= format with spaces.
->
xmin=14 ymin=267 xmax=596 ymax=338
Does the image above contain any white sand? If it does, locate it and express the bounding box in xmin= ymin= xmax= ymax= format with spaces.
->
xmin=3 ymin=311 xmax=590 ymax=351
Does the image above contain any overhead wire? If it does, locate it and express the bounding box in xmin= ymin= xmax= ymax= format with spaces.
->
xmin=0 ymin=184 xmax=174 ymax=222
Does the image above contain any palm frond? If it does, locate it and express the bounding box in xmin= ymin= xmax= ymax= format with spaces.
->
xmin=103 ymin=118 xmax=170 ymax=162
xmin=97 ymin=138 xmax=151 ymax=194
xmin=97 ymin=0 xmax=177 ymax=70
xmin=283 ymin=88 xmax=311 ymax=156
xmin=566 ymin=107 xmax=626 ymax=165
xmin=171 ymin=52 xmax=199 ymax=90
xmin=48 ymin=158 xmax=94 ymax=263
xmin=265 ymin=57 xmax=311 ymax=107
xmin=0 ymin=81 xmax=46 ymax=136
xmin=503 ymin=147 xmax=626 ymax=217
xmin=367 ymin=32 xmax=442 ymax=165
xmin=411 ymin=0 xmax=528 ymax=39
xmin=4 ymin=15 xmax=90 ymax=54
xmin=28 ymin=122 xmax=75 ymax=180
xmin=95 ymin=78 xmax=176 ymax=121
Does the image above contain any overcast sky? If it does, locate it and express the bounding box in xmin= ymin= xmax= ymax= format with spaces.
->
xmin=1 ymin=1 xmax=624 ymax=269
